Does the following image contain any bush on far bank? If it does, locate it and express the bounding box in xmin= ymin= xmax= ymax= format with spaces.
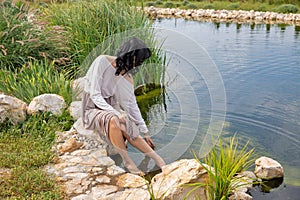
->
xmin=275 ymin=4 xmax=299 ymax=13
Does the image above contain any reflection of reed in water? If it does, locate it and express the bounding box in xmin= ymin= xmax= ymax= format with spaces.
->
xmin=136 ymin=85 xmax=167 ymax=125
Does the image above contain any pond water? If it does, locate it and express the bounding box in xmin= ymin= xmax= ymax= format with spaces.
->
xmin=127 ymin=18 xmax=300 ymax=198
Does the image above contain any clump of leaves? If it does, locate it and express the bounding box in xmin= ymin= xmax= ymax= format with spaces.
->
xmin=186 ymin=136 xmax=255 ymax=200
xmin=0 ymin=60 xmax=73 ymax=104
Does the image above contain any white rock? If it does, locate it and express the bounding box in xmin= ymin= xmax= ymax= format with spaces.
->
xmin=90 ymin=185 xmax=118 ymax=199
xmin=64 ymin=172 xmax=89 ymax=181
xmin=114 ymin=188 xmax=150 ymax=200
xmin=57 ymin=137 xmax=83 ymax=155
xmin=71 ymin=194 xmax=90 ymax=200
xmin=151 ymin=159 xmax=209 ymax=200
xmin=229 ymin=191 xmax=253 ymax=200
xmin=95 ymin=175 xmax=111 ymax=184
xmin=73 ymin=118 xmax=97 ymax=137
xmin=107 ymin=165 xmax=126 ymax=176
xmin=0 ymin=94 xmax=27 ymax=124
xmin=27 ymin=94 xmax=66 ymax=115
xmin=64 ymin=179 xmax=86 ymax=195
xmin=69 ymin=101 xmax=82 ymax=120
xmin=71 ymin=77 xmax=85 ymax=100
xmin=116 ymin=173 xmax=147 ymax=188
xmin=254 ymin=156 xmax=284 ymax=180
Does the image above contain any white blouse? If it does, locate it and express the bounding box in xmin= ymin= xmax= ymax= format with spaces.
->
xmin=83 ymin=55 xmax=149 ymax=134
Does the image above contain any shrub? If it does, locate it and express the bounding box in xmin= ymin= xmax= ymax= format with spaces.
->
xmin=165 ymin=2 xmax=175 ymax=8
xmin=187 ymin=3 xmax=198 ymax=9
xmin=275 ymin=4 xmax=299 ymax=13
xmin=183 ymin=0 xmax=190 ymax=6
xmin=146 ymin=1 xmax=155 ymax=6
xmin=258 ymin=4 xmax=267 ymax=11
xmin=226 ymin=3 xmax=240 ymax=10
xmin=155 ymin=0 xmax=163 ymax=5
xmin=204 ymin=4 xmax=214 ymax=9
xmin=0 ymin=60 xmax=73 ymax=104
xmin=0 ymin=1 xmax=69 ymax=71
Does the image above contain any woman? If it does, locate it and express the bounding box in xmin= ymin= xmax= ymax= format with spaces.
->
xmin=82 ymin=37 xmax=165 ymax=175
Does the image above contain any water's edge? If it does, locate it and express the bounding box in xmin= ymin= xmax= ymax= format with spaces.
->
xmin=139 ymin=6 xmax=300 ymax=26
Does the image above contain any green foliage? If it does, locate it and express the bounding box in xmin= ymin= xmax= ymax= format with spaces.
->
xmin=0 ymin=112 xmax=73 ymax=199
xmin=183 ymin=0 xmax=190 ymax=6
xmin=147 ymin=1 xmax=156 ymax=6
xmin=226 ymin=3 xmax=240 ymax=10
xmin=258 ymin=3 xmax=268 ymax=11
xmin=204 ymin=3 xmax=214 ymax=9
xmin=0 ymin=167 xmax=62 ymax=199
xmin=0 ymin=60 xmax=73 ymax=104
xmin=165 ymin=1 xmax=175 ymax=8
xmin=186 ymin=136 xmax=255 ymax=200
xmin=187 ymin=3 xmax=198 ymax=9
xmin=44 ymin=0 xmax=152 ymax=76
xmin=0 ymin=0 xmax=69 ymax=71
xmin=275 ymin=4 xmax=299 ymax=13
xmin=156 ymin=0 xmax=164 ymax=5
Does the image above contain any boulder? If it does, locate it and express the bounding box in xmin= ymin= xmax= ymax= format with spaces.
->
xmin=116 ymin=173 xmax=147 ymax=188
xmin=0 ymin=94 xmax=27 ymax=124
xmin=254 ymin=156 xmax=284 ymax=180
xmin=114 ymin=188 xmax=150 ymax=200
xmin=27 ymin=94 xmax=66 ymax=115
xmin=151 ymin=159 xmax=209 ymax=200
xmin=71 ymin=77 xmax=85 ymax=100
xmin=69 ymin=101 xmax=82 ymax=120
xmin=57 ymin=137 xmax=83 ymax=155
xmin=229 ymin=191 xmax=252 ymax=200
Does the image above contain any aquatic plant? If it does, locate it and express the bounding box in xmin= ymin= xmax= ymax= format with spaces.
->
xmin=185 ymin=136 xmax=255 ymax=200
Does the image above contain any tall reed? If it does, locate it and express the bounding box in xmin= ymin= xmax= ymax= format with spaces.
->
xmin=43 ymin=0 xmax=153 ymax=75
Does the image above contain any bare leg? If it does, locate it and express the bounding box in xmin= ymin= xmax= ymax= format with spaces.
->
xmin=125 ymin=135 xmax=165 ymax=168
xmin=108 ymin=117 xmax=144 ymax=175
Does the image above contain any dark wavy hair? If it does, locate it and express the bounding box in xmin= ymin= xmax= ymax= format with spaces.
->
xmin=115 ymin=37 xmax=151 ymax=76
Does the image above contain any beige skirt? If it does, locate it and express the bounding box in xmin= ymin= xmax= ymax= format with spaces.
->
xmin=81 ymin=91 xmax=139 ymax=142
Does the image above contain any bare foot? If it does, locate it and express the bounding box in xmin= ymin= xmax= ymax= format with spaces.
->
xmin=124 ymin=163 xmax=145 ymax=176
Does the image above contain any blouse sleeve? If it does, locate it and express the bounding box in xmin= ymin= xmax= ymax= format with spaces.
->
xmin=128 ymin=94 xmax=149 ymax=134
xmin=117 ymin=77 xmax=149 ymax=134
xmin=85 ymin=56 xmax=120 ymax=115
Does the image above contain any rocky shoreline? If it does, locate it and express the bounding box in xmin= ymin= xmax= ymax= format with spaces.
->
xmin=1 ymin=88 xmax=285 ymax=200
xmin=140 ymin=6 xmax=300 ymax=25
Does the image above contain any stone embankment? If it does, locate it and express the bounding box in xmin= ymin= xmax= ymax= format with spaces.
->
xmin=141 ymin=6 xmax=300 ymax=25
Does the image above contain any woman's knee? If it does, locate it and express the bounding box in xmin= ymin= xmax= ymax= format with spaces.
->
xmin=109 ymin=116 xmax=120 ymax=131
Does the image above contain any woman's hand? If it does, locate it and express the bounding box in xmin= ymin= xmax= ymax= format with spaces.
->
xmin=144 ymin=133 xmax=155 ymax=149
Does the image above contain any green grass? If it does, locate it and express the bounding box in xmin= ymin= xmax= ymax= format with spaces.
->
xmin=0 ymin=111 xmax=73 ymax=199
xmin=185 ymin=136 xmax=255 ymax=200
